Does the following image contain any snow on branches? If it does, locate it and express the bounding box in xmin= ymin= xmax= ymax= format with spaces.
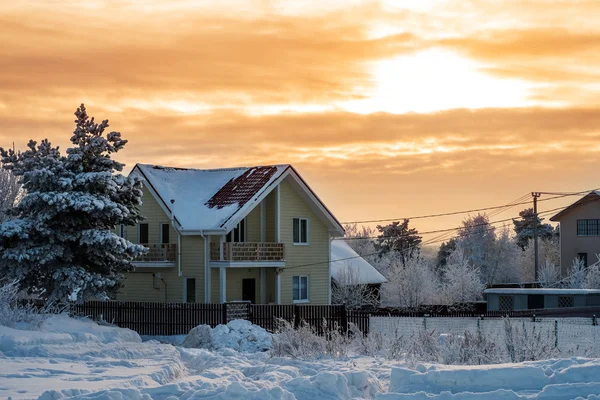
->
xmin=0 ymin=104 xmax=146 ymax=302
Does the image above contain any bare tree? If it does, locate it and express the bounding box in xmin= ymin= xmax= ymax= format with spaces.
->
xmin=0 ymin=166 xmax=21 ymax=222
xmin=331 ymin=266 xmax=379 ymax=309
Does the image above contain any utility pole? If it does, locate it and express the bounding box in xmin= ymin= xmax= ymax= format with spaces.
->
xmin=532 ymin=192 xmax=541 ymax=283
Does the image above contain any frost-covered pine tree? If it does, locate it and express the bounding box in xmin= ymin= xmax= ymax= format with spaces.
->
xmin=0 ymin=104 xmax=146 ymax=302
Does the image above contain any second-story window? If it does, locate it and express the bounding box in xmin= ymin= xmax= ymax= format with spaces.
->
xmin=293 ymin=218 xmax=309 ymax=244
xmin=577 ymin=219 xmax=600 ymax=236
xmin=138 ymin=223 xmax=149 ymax=244
xmin=161 ymin=223 xmax=170 ymax=244
xmin=227 ymin=218 xmax=246 ymax=242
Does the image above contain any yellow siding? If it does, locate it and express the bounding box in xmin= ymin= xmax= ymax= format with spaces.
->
xmin=246 ymin=206 xmax=261 ymax=242
xmin=265 ymin=191 xmax=277 ymax=242
xmin=117 ymin=185 xmax=206 ymax=302
xmin=278 ymin=179 xmax=330 ymax=304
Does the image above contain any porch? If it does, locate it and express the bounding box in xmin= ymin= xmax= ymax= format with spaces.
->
xmin=210 ymin=266 xmax=281 ymax=304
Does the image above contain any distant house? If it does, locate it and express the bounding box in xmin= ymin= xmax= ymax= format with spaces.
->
xmin=484 ymin=288 xmax=600 ymax=311
xmin=330 ymin=240 xmax=387 ymax=287
xmin=550 ymin=191 xmax=600 ymax=275
xmin=330 ymin=240 xmax=387 ymax=306
xmin=117 ymin=164 xmax=345 ymax=304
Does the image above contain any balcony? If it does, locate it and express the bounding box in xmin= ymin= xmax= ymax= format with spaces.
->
xmin=210 ymin=242 xmax=285 ymax=266
xmin=134 ymin=243 xmax=177 ymax=267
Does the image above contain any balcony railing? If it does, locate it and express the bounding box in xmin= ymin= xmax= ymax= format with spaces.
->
xmin=210 ymin=242 xmax=285 ymax=262
xmin=136 ymin=243 xmax=177 ymax=263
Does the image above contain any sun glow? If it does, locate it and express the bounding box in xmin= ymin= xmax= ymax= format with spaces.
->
xmin=340 ymin=49 xmax=535 ymax=114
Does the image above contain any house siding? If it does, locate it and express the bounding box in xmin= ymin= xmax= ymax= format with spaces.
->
xmin=116 ymin=185 xmax=205 ymax=302
xmin=278 ymin=179 xmax=331 ymax=304
xmin=555 ymin=195 xmax=600 ymax=276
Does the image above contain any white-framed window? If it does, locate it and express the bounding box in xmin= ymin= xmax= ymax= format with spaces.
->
xmin=226 ymin=218 xmax=246 ymax=243
xmin=293 ymin=218 xmax=309 ymax=245
xmin=293 ymin=275 xmax=309 ymax=302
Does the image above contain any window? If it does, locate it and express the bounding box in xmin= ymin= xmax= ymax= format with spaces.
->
xmin=578 ymin=253 xmax=588 ymax=268
xmin=226 ymin=219 xmax=246 ymax=243
xmin=527 ymin=295 xmax=544 ymax=310
xmin=293 ymin=218 xmax=309 ymax=244
xmin=186 ymin=278 xmax=196 ymax=303
xmin=558 ymin=296 xmax=574 ymax=308
xmin=577 ymin=219 xmax=600 ymax=236
xmin=293 ymin=276 xmax=309 ymax=302
xmin=161 ymin=223 xmax=170 ymax=244
xmin=138 ymin=223 xmax=149 ymax=244
xmin=499 ymin=296 xmax=514 ymax=311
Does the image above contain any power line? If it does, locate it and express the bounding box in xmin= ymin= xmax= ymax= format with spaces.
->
xmin=283 ymin=196 xmax=600 ymax=271
xmin=341 ymin=189 xmax=598 ymax=225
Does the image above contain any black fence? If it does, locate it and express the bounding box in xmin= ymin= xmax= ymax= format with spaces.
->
xmin=67 ymin=301 xmax=600 ymax=336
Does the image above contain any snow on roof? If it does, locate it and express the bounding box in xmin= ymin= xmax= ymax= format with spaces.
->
xmin=484 ymin=288 xmax=600 ymax=295
xmin=134 ymin=164 xmax=289 ymax=231
xmin=330 ymin=240 xmax=387 ymax=285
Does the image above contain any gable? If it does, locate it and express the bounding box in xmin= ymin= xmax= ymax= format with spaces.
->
xmin=129 ymin=163 xmax=344 ymax=236
xmin=550 ymin=192 xmax=600 ymax=222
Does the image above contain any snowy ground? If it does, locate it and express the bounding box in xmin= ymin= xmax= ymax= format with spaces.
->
xmin=2 ymin=315 xmax=600 ymax=399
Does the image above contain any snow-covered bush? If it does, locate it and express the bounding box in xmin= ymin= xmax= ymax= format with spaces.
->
xmin=584 ymin=260 xmax=600 ymax=289
xmin=567 ymin=257 xmax=587 ymax=289
xmin=538 ymin=259 xmax=561 ymax=288
xmin=0 ymin=280 xmax=63 ymax=328
xmin=0 ymin=104 xmax=146 ymax=302
xmin=0 ymin=167 xmax=21 ymax=223
xmin=271 ymin=319 xmax=327 ymax=359
xmin=503 ymin=318 xmax=557 ymax=362
xmin=331 ymin=267 xmax=379 ymax=309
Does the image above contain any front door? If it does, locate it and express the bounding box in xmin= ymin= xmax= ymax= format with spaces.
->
xmin=242 ymin=278 xmax=256 ymax=304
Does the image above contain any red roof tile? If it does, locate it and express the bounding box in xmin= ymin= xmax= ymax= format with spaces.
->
xmin=206 ymin=166 xmax=279 ymax=210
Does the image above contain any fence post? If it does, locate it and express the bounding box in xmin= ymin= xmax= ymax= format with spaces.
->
xmin=593 ymin=315 xmax=598 ymax=326
xmin=423 ymin=314 xmax=428 ymax=330
xmin=294 ymin=304 xmax=300 ymax=329
xmin=532 ymin=314 xmax=536 ymax=322
xmin=341 ymin=304 xmax=348 ymax=335
xmin=222 ymin=302 xmax=228 ymax=324
xmin=554 ymin=319 xmax=558 ymax=348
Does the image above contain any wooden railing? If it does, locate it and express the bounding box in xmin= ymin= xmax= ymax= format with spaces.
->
xmin=136 ymin=243 xmax=176 ymax=262
xmin=210 ymin=242 xmax=285 ymax=262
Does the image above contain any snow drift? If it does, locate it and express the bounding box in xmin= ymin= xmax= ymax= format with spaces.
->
xmin=182 ymin=319 xmax=272 ymax=352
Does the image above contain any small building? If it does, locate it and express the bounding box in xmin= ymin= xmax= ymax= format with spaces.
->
xmin=484 ymin=288 xmax=600 ymax=311
xmin=330 ymin=240 xmax=386 ymax=287
xmin=550 ymin=191 xmax=600 ymax=276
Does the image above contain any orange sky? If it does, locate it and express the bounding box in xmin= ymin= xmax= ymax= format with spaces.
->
xmin=1 ymin=0 xmax=599 ymax=240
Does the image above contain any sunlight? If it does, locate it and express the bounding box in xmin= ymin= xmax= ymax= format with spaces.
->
xmin=340 ymin=49 xmax=535 ymax=114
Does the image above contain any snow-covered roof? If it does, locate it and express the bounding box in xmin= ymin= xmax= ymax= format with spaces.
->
xmin=484 ymin=288 xmax=600 ymax=295
xmin=132 ymin=164 xmax=289 ymax=232
xmin=331 ymin=240 xmax=387 ymax=285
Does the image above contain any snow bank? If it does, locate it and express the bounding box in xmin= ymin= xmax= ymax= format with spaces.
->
xmin=379 ymin=358 xmax=600 ymax=399
xmin=1 ymin=315 xmax=184 ymax=399
xmin=182 ymin=319 xmax=272 ymax=352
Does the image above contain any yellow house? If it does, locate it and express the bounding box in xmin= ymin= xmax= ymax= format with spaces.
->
xmin=116 ymin=164 xmax=345 ymax=304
